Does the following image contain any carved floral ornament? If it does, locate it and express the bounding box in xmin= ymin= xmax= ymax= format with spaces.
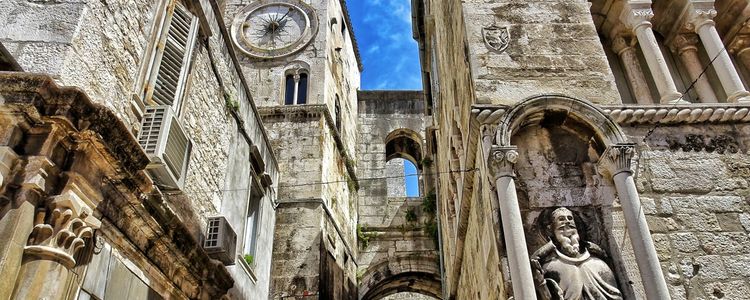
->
xmin=598 ymin=143 xmax=636 ymax=178
xmin=25 ymin=190 xmax=101 ymax=269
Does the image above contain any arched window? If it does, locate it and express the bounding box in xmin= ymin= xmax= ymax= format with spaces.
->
xmin=283 ymin=71 xmax=309 ymax=105
xmin=384 ymin=129 xmax=424 ymax=198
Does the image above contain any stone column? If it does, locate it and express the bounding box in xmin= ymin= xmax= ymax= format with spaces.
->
xmin=689 ymin=6 xmax=750 ymax=102
xmin=621 ymin=4 xmax=684 ymax=103
xmin=488 ymin=145 xmax=536 ymax=300
xmin=611 ymin=34 xmax=655 ymax=104
xmin=599 ymin=143 xmax=669 ymax=300
xmin=671 ymin=33 xmax=719 ymax=103
xmin=11 ymin=190 xmax=101 ymax=300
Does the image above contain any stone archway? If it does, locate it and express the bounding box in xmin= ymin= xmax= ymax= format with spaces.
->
xmin=358 ymin=254 xmax=442 ymax=300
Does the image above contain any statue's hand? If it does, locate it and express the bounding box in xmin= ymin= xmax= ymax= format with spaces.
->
xmin=531 ymin=258 xmax=545 ymax=284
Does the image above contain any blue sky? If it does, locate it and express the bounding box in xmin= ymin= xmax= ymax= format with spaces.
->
xmin=349 ymin=0 xmax=423 ymax=90
xmin=349 ymin=0 xmax=421 ymax=196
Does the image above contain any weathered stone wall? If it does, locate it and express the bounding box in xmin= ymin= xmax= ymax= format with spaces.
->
xmin=460 ymin=0 xmax=620 ymax=105
xmin=626 ymin=123 xmax=750 ymax=299
xmin=0 ymin=1 xmax=280 ymax=299
xmin=356 ymin=91 xmax=441 ymax=299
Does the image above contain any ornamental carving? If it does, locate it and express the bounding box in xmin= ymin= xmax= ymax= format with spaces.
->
xmin=488 ymin=145 xmax=518 ymax=179
xmin=482 ymin=25 xmax=510 ymax=53
xmin=531 ymin=207 xmax=623 ymax=300
xmin=598 ymin=143 xmax=636 ymax=178
xmin=25 ymin=190 xmax=101 ymax=269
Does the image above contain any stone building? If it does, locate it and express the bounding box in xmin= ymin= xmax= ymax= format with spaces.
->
xmin=0 ymin=0 xmax=279 ymax=299
xmin=412 ymin=0 xmax=750 ymax=299
xmin=4 ymin=0 xmax=750 ymax=299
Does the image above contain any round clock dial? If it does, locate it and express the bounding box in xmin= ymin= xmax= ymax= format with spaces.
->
xmin=231 ymin=0 xmax=318 ymax=59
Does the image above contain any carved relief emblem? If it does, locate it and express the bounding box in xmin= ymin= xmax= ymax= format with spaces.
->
xmin=482 ymin=25 xmax=510 ymax=53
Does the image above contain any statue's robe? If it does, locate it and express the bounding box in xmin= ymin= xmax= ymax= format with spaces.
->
xmin=543 ymin=247 xmax=622 ymax=300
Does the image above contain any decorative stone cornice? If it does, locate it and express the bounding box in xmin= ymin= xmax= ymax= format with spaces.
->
xmin=487 ymin=146 xmax=518 ymax=179
xmin=25 ymin=189 xmax=101 ymax=269
xmin=600 ymin=104 xmax=750 ymax=125
xmin=598 ymin=143 xmax=636 ymax=177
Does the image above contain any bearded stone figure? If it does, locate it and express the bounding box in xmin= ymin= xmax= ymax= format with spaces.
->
xmin=530 ymin=207 xmax=623 ymax=300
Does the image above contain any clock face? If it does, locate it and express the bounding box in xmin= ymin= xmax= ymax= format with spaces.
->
xmin=231 ymin=0 xmax=318 ymax=59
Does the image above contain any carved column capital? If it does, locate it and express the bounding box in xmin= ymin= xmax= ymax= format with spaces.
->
xmin=670 ymin=33 xmax=701 ymax=55
xmin=687 ymin=2 xmax=718 ymax=32
xmin=729 ymin=33 xmax=750 ymax=55
xmin=611 ymin=34 xmax=636 ymax=55
xmin=24 ymin=189 xmax=101 ymax=269
xmin=598 ymin=143 xmax=637 ymax=178
xmin=621 ymin=3 xmax=655 ymax=31
xmin=488 ymin=145 xmax=519 ymax=179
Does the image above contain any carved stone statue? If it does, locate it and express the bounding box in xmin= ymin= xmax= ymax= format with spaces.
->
xmin=530 ymin=207 xmax=623 ymax=300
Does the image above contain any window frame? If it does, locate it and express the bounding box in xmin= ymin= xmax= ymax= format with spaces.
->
xmin=282 ymin=68 xmax=310 ymax=105
xmin=140 ymin=0 xmax=200 ymax=117
xmin=238 ymin=175 xmax=265 ymax=278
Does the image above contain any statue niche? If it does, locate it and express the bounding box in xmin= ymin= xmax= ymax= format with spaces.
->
xmin=531 ymin=207 xmax=622 ymax=300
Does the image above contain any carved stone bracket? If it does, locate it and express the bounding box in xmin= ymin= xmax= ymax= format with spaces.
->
xmin=24 ymin=190 xmax=101 ymax=269
xmin=488 ymin=145 xmax=519 ymax=179
xmin=598 ymin=143 xmax=636 ymax=178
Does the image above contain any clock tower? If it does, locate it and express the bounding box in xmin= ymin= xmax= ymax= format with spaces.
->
xmin=223 ymin=0 xmax=362 ymax=298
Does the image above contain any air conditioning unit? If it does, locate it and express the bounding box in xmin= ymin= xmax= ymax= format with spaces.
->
xmin=203 ymin=216 xmax=237 ymax=265
xmin=138 ymin=105 xmax=192 ymax=190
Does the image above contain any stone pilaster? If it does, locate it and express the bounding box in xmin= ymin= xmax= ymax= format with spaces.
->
xmin=11 ymin=187 xmax=101 ymax=300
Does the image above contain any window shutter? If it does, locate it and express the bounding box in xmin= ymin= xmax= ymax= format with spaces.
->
xmin=152 ymin=2 xmax=196 ymax=108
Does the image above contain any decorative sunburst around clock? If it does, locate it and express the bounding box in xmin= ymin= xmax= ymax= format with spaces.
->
xmin=231 ymin=0 xmax=319 ymax=59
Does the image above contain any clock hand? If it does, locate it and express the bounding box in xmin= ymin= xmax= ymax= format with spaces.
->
xmin=277 ymin=7 xmax=294 ymax=25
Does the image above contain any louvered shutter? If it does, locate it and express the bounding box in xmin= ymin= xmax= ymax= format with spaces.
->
xmin=150 ymin=2 xmax=197 ymax=109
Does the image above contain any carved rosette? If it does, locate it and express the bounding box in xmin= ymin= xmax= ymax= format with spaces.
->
xmin=488 ymin=145 xmax=519 ymax=179
xmin=24 ymin=190 xmax=101 ymax=269
xmin=598 ymin=143 xmax=636 ymax=177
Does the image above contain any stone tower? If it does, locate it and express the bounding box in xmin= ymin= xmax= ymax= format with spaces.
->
xmin=222 ymin=0 xmax=362 ymax=298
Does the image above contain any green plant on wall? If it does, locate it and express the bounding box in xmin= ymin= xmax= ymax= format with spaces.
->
xmin=405 ymin=207 xmax=418 ymax=223
xmin=421 ymin=192 xmax=436 ymax=215
xmin=224 ymin=93 xmax=239 ymax=112
xmin=243 ymin=254 xmax=254 ymax=266
xmin=357 ymin=224 xmax=375 ymax=249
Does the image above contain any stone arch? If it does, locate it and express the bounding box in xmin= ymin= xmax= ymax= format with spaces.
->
xmin=384 ymin=128 xmax=424 ymax=169
xmin=496 ymin=94 xmax=628 ymax=149
xmin=492 ymin=94 xmax=641 ymax=298
xmin=358 ymin=254 xmax=442 ymax=300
